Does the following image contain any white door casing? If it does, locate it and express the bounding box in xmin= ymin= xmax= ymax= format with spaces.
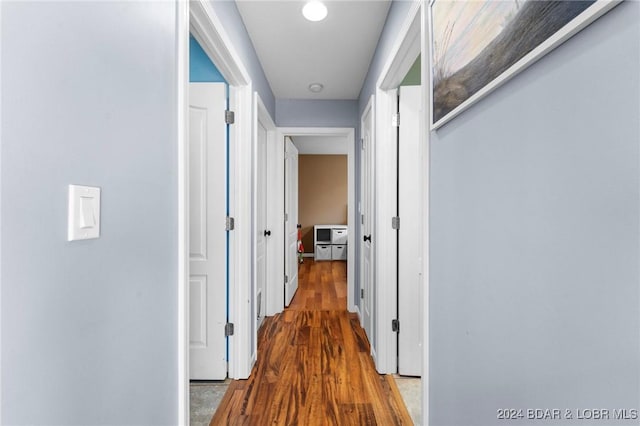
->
xmin=251 ymin=92 xmax=278 ymax=365
xmin=189 ymin=82 xmax=227 ymax=380
xmin=260 ymin=101 xmax=282 ymax=319
xmin=284 ymin=137 xmax=299 ymax=306
xmin=398 ymin=85 xmax=422 ymax=376
xmin=360 ymin=97 xmax=375 ymax=349
xmin=256 ymin=114 xmax=268 ymax=329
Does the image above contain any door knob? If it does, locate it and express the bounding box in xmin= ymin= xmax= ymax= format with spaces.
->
xmin=363 ymin=234 xmax=371 ymax=242
xmin=264 ymin=230 xmax=271 ymax=237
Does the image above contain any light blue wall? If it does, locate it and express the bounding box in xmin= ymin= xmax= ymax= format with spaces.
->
xmin=190 ymin=35 xmax=226 ymax=83
xmin=430 ymin=3 xmax=640 ymax=425
xmin=208 ymin=0 xmax=275 ymax=119
xmin=276 ymin=99 xmax=358 ymax=127
xmin=1 ymin=2 xmax=179 ymax=424
xmin=358 ymin=0 xmax=415 ymax=117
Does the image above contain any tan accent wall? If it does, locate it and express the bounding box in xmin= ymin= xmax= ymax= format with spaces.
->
xmin=298 ymin=155 xmax=348 ymax=253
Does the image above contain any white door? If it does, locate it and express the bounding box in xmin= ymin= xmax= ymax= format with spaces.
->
xmin=360 ymin=101 xmax=374 ymax=343
xmin=398 ymin=85 xmax=422 ymax=376
xmin=284 ymin=136 xmax=299 ymax=306
xmin=256 ymin=118 xmax=268 ymax=328
xmin=189 ymin=82 xmax=227 ymax=380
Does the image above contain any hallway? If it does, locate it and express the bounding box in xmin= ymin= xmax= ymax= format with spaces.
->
xmin=209 ymin=260 xmax=412 ymax=425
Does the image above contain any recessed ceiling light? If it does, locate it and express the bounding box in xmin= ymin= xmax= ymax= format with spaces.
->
xmin=302 ymin=1 xmax=327 ymax=22
xmin=308 ymin=83 xmax=324 ymax=93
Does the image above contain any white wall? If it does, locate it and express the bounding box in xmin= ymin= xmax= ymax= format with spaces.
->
xmin=1 ymin=2 xmax=180 ymax=424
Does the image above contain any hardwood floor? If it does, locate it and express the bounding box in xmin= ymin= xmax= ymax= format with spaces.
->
xmin=288 ymin=259 xmax=347 ymax=311
xmin=210 ymin=260 xmax=412 ymax=425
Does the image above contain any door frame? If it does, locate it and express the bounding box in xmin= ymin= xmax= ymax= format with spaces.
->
xmin=397 ymin=84 xmax=423 ymax=376
xmin=179 ymin=1 xmax=256 ymax=423
xmin=190 ymin=0 xmax=254 ymax=379
xmin=272 ymin=127 xmax=356 ymax=314
xmin=252 ymin=92 xmax=277 ymax=359
xmin=420 ymin=3 xmax=430 ymax=422
xmin=376 ymin=0 xmax=431 ymax=426
xmin=372 ymin=0 xmax=422 ymax=374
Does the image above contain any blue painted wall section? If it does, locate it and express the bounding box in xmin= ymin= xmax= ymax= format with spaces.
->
xmin=190 ymin=35 xmax=226 ymax=83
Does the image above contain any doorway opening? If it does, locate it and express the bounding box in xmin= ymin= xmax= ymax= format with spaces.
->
xmin=181 ymin=1 xmax=256 ymax=423
xmin=293 ymin=138 xmax=348 ymax=309
xmin=275 ymin=128 xmax=356 ymax=315
xmin=369 ymin=1 xmax=426 ymax=424
xmin=181 ymin=1 xmax=429 ymax=424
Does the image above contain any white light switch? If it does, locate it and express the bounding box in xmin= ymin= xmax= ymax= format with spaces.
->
xmin=68 ymin=185 xmax=101 ymax=241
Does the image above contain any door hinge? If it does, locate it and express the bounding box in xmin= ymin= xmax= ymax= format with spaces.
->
xmin=360 ymin=288 xmax=364 ymax=299
xmin=285 ymin=274 xmax=289 ymax=284
xmin=392 ymin=113 xmax=400 ymax=127
xmin=361 ymin=214 xmax=365 ymax=225
xmin=392 ymin=216 xmax=400 ymax=230
xmin=361 ymin=138 xmax=365 ymax=150
xmin=392 ymin=319 xmax=400 ymax=332
xmin=225 ymin=110 xmax=235 ymax=124
xmin=225 ymin=216 xmax=235 ymax=231
xmin=225 ymin=322 xmax=235 ymax=337
xmin=284 ymin=212 xmax=289 ymax=222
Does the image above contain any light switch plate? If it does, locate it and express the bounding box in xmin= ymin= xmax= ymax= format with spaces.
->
xmin=68 ymin=185 xmax=101 ymax=241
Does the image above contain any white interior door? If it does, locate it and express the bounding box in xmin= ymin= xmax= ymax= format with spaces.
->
xmin=284 ymin=136 xmax=299 ymax=306
xmin=398 ymin=85 xmax=422 ymax=376
xmin=189 ymin=82 xmax=227 ymax=380
xmin=361 ymin=102 xmax=374 ymax=343
xmin=256 ymin=118 xmax=268 ymax=328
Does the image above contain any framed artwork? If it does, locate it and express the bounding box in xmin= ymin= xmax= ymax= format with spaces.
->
xmin=429 ymin=0 xmax=621 ymax=129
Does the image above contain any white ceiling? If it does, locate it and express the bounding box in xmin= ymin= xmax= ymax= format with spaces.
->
xmin=292 ymin=136 xmax=348 ymax=154
xmin=236 ymin=0 xmax=391 ymax=100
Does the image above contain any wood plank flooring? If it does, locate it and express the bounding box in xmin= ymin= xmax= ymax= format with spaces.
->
xmin=288 ymin=259 xmax=347 ymax=311
xmin=210 ymin=260 xmax=412 ymax=425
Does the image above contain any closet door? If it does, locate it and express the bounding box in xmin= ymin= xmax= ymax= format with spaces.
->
xmin=189 ymin=82 xmax=227 ymax=380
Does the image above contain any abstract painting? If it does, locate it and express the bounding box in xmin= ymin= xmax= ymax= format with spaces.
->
xmin=430 ymin=0 xmax=621 ymax=128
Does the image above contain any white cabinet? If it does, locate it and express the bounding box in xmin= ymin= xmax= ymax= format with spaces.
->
xmin=314 ymin=224 xmax=348 ymax=261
